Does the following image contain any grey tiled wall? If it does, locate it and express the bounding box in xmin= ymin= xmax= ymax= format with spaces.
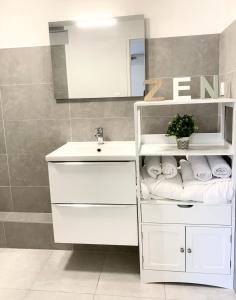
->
xmin=219 ymin=20 xmax=236 ymax=97
xmin=0 ymin=35 xmax=220 ymax=213
xmin=0 ymin=33 xmax=220 ymax=248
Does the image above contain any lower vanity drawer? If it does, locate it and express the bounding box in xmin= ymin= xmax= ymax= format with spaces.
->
xmin=52 ymin=203 xmax=138 ymax=245
xmin=141 ymin=203 xmax=231 ymax=226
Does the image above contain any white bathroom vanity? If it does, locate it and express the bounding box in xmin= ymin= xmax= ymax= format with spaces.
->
xmin=46 ymin=141 xmax=138 ymax=246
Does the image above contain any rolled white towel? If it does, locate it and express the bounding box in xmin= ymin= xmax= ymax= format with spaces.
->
xmin=162 ymin=156 xmax=178 ymax=179
xmin=207 ymin=156 xmax=231 ymax=178
xmin=140 ymin=167 xmax=156 ymax=199
xmin=188 ymin=156 xmax=212 ymax=182
xmin=180 ymin=159 xmax=194 ymax=183
xmin=144 ymin=156 xmax=161 ymax=178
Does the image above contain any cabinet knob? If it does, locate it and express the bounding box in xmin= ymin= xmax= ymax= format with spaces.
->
xmin=180 ymin=247 xmax=185 ymax=253
xmin=187 ymin=248 xmax=192 ymax=253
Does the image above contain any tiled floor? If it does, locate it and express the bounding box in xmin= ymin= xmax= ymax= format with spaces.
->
xmin=0 ymin=248 xmax=235 ymax=300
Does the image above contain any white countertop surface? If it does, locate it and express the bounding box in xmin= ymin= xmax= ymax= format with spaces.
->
xmin=46 ymin=141 xmax=136 ymax=162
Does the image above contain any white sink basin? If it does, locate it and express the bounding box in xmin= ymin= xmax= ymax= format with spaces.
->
xmin=46 ymin=141 xmax=135 ymax=161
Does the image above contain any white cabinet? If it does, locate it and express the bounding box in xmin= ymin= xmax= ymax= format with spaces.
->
xmin=142 ymin=224 xmax=185 ymax=271
xmin=52 ymin=203 xmax=138 ymax=245
xmin=48 ymin=161 xmax=136 ymax=204
xmin=48 ymin=160 xmax=137 ymax=246
xmin=186 ymin=227 xmax=231 ymax=275
xmin=142 ymin=224 xmax=231 ymax=275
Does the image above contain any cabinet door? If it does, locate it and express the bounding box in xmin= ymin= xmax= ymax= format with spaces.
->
xmin=186 ymin=227 xmax=231 ymax=274
xmin=142 ymin=224 xmax=185 ymax=271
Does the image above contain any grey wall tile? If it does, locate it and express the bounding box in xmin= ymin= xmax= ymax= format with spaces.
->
xmin=146 ymin=34 xmax=219 ymax=78
xmin=0 ymin=120 xmax=6 ymax=154
xmin=1 ymin=84 xmax=69 ymax=120
xmin=0 ymin=223 xmax=6 ymax=247
xmin=0 ymin=155 xmax=10 ymax=186
xmin=70 ymin=99 xmax=137 ymax=119
xmin=5 ymin=119 xmax=70 ymax=154
xmin=0 ymin=46 xmax=52 ymax=85
xmin=12 ymin=187 xmax=51 ymax=213
xmin=71 ymin=118 xmax=134 ymax=141
xmin=142 ymin=114 xmax=218 ymax=135
xmin=6 ymin=212 xmax=51 ymax=223
xmin=219 ymin=20 xmax=236 ymax=74
xmin=142 ymin=103 xmax=218 ymax=118
xmin=4 ymin=222 xmax=71 ymax=249
xmin=0 ymin=187 xmax=13 ymax=211
xmin=8 ymin=153 xmax=49 ymax=186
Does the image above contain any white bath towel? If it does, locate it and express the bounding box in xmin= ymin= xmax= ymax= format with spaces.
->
xmin=150 ymin=172 xmax=184 ymax=201
xmin=182 ymin=178 xmax=233 ymax=204
xmin=207 ymin=156 xmax=232 ymax=178
xmin=162 ymin=156 xmax=178 ymax=179
xmin=140 ymin=167 xmax=183 ymax=200
xmin=180 ymin=159 xmax=233 ymax=204
xmin=180 ymin=159 xmax=194 ymax=182
xmin=144 ymin=156 xmax=161 ymax=178
xmin=188 ymin=156 xmax=212 ymax=181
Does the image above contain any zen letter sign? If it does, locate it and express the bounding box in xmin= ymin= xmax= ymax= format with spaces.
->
xmin=144 ymin=75 xmax=221 ymax=101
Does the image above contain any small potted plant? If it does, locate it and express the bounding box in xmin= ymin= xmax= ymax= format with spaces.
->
xmin=166 ymin=114 xmax=197 ymax=149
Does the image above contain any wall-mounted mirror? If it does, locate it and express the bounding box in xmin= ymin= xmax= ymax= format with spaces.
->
xmin=49 ymin=15 xmax=145 ymax=100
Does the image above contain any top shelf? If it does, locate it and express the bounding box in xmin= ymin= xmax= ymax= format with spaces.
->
xmin=134 ymin=98 xmax=236 ymax=107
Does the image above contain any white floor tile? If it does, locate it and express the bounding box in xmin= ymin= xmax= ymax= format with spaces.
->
xmin=165 ymin=283 xmax=235 ymax=300
xmin=0 ymin=289 xmax=28 ymax=300
xmin=96 ymin=253 xmax=165 ymax=299
xmin=32 ymin=250 xmax=105 ymax=294
xmin=25 ymin=290 xmax=93 ymax=300
xmin=0 ymin=248 xmax=52 ymax=289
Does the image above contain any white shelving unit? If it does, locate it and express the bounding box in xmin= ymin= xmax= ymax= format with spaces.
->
xmin=134 ymin=98 xmax=236 ymax=288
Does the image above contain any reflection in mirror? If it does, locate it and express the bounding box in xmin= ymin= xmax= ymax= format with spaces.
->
xmin=49 ymin=15 xmax=145 ymax=100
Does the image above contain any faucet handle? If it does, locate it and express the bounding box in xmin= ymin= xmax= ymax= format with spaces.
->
xmin=95 ymin=127 xmax=103 ymax=136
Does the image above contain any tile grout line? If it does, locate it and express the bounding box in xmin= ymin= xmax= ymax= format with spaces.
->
xmin=27 ymin=250 xmax=54 ymax=292
xmin=68 ymin=100 xmax=73 ymax=142
xmin=0 ymin=88 xmax=14 ymax=212
xmin=94 ymin=251 xmax=108 ymax=295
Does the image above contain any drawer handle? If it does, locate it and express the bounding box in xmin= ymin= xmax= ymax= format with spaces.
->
xmin=187 ymin=248 xmax=192 ymax=254
xmin=180 ymin=247 xmax=185 ymax=253
xmin=177 ymin=204 xmax=194 ymax=208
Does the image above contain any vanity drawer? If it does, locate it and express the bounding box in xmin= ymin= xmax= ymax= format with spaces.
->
xmin=141 ymin=203 xmax=231 ymax=225
xmin=52 ymin=203 xmax=138 ymax=245
xmin=48 ymin=161 xmax=136 ymax=204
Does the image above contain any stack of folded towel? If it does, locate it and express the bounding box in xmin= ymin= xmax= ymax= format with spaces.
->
xmin=142 ymin=156 xmax=183 ymax=201
xmin=141 ymin=155 xmax=233 ymax=204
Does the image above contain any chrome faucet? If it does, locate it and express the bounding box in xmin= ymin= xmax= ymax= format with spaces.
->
xmin=95 ymin=127 xmax=104 ymax=145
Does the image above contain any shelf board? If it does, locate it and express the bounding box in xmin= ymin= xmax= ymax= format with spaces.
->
xmin=135 ymin=98 xmax=236 ymax=107
xmin=139 ymin=143 xmax=233 ymax=156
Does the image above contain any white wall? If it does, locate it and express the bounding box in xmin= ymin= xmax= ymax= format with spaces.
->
xmin=1 ymin=0 xmax=236 ymax=48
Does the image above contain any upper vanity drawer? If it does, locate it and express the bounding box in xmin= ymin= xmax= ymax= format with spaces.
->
xmin=48 ymin=161 xmax=136 ymax=204
xmin=141 ymin=203 xmax=232 ymax=226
